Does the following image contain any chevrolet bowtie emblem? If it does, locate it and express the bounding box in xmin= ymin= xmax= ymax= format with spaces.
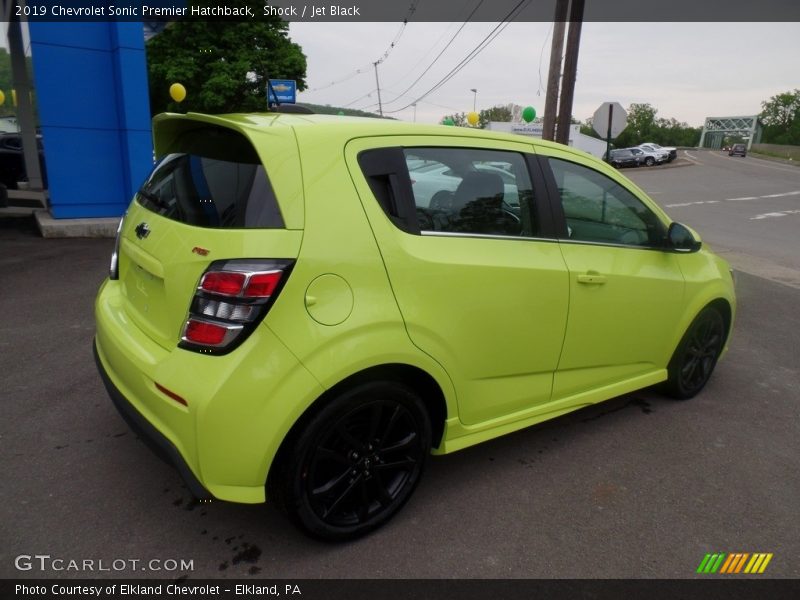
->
xmin=135 ymin=222 xmax=151 ymax=240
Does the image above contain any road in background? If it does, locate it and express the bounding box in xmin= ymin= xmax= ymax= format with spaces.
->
xmin=626 ymin=149 xmax=800 ymax=287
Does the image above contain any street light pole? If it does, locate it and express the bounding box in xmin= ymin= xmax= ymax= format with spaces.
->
xmin=412 ymin=103 xmax=417 ymax=122
xmin=470 ymin=88 xmax=477 ymax=112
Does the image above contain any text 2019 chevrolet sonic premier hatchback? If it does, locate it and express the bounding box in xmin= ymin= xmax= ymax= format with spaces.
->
xmin=94 ymin=113 xmax=735 ymax=540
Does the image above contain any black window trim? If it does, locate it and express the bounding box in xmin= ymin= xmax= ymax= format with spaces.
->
xmin=538 ymin=153 xmax=670 ymax=251
xmin=357 ymin=147 xmax=421 ymax=235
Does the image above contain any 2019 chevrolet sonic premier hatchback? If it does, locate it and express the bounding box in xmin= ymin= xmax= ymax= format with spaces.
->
xmin=94 ymin=113 xmax=736 ymax=541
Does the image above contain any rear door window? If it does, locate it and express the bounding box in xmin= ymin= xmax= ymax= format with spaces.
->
xmin=404 ymin=148 xmax=537 ymax=237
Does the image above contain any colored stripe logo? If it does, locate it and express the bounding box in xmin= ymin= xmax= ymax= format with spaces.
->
xmin=697 ymin=552 xmax=773 ymax=574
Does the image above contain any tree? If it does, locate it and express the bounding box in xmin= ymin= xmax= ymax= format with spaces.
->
xmin=439 ymin=112 xmax=468 ymax=127
xmin=580 ymin=117 xmax=601 ymax=139
xmin=146 ymin=3 xmax=307 ymax=115
xmin=760 ymin=89 xmax=800 ymax=145
xmin=0 ymin=49 xmax=36 ymax=120
xmin=614 ymin=103 xmax=657 ymax=147
xmin=440 ymin=105 xmax=512 ymax=129
xmin=761 ymin=90 xmax=800 ymax=130
xmin=478 ymin=105 xmax=512 ymax=128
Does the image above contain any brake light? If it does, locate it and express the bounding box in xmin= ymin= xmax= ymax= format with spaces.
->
xmin=200 ymin=271 xmax=246 ymax=296
xmin=244 ymin=271 xmax=282 ymax=297
xmin=185 ymin=319 xmax=229 ymax=345
xmin=179 ymin=259 xmax=293 ymax=354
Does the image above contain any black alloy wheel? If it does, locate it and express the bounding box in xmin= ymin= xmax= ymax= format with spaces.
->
xmin=272 ymin=381 xmax=431 ymax=541
xmin=663 ymin=307 xmax=726 ymax=400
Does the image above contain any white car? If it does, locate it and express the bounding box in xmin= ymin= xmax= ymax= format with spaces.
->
xmin=641 ymin=142 xmax=677 ymax=162
xmin=635 ymin=144 xmax=670 ymax=166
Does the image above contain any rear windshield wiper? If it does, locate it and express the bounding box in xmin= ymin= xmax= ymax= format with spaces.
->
xmin=137 ymin=189 xmax=171 ymax=212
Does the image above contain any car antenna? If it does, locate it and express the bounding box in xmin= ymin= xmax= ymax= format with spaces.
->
xmin=264 ymin=72 xmax=314 ymax=114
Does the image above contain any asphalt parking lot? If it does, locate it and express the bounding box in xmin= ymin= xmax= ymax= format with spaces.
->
xmin=1 ymin=152 xmax=799 ymax=580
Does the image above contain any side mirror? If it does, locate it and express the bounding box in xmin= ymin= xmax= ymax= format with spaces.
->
xmin=667 ymin=222 xmax=702 ymax=253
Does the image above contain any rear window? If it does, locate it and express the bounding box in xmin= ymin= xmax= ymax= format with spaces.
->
xmin=137 ymin=127 xmax=284 ymax=229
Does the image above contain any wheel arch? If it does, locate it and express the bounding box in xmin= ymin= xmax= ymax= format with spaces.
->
xmin=669 ymin=295 xmax=735 ymax=366
xmin=266 ymin=363 xmax=449 ymax=490
xmin=706 ymin=297 xmax=733 ymax=345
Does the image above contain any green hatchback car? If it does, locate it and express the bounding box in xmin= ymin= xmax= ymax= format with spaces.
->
xmin=94 ymin=113 xmax=735 ymax=540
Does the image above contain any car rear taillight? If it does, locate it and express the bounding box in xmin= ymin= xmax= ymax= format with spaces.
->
xmin=109 ymin=214 xmax=125 ymax=280
xmin=179 ymin=259 xmax=294 ymax=354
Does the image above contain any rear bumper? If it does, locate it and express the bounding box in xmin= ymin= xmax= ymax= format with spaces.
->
xmin=94 ymin=340 xmax=212 ymax=499
xmin=94 ymin=278 xmax=326 ymax=504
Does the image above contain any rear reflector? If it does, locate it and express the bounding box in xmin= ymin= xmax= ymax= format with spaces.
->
xmin=155 ymin=382 xmax=188 ymax=407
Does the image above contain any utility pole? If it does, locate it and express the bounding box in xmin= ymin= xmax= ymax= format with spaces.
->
xmin=373 ymin=62 xmax=384 ymax=117
xmin=542 ymin=0 xmax=568 ymax=142
xmin=555 ymin=0 xmax=585 ymax=146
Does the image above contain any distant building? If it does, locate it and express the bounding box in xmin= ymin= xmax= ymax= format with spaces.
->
xmin=485 ymin=121 xmax=607 ymax=159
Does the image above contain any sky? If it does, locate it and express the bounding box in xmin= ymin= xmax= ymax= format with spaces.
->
xmin=288 ymin=21 xmax=800 ymax=127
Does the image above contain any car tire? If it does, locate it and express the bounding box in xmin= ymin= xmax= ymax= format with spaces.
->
xmin=661 ymin=306 xmax=726 ymax=400
xmin=271 ymin=381 xmax=431 ymax=541
xmin=645 ymin=157 xmax=655 ymax=167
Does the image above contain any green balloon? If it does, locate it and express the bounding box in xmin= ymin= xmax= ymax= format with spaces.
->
xmin=442 ymin=118 xmax=455 ymax=126
xmin=522 ymin=106 xmax=536 ymax=123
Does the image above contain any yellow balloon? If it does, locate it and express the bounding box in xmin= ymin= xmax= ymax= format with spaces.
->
xmin=0 ymin=90 xmax=5 ymax=106
xmin=467 ymin=111 xmax=480 ymax=126
xmin=169 ymin=83 xmax=187 ymax=103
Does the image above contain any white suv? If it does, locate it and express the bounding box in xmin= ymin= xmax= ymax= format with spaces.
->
xmin=641 ymin=142 xmax=677 ymax=162
xmin=636 ymin=144 xmax=670 ymax=166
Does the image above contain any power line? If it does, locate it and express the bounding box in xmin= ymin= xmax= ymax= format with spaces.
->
xmin=537 ymin=23 xmax=554 ymax=96
xmin=377 ymin=0 xmax=486 ymax=107
xmin=383 ymin=0 xmax=531 ymax=114
xmin=375 ymin=0 xmax=423 ymax=65
xmin=383 ymin=22 xmax=460 ymax=87
xmin=306 ymin=0 xmax=421 ymax=93
xmin=358 ymin=90 xmax=459 ymax=113
xmin=307 ymin=67 xmax=371 ymax=93
xmin=341 ymin=89 xmax=378 ymax=108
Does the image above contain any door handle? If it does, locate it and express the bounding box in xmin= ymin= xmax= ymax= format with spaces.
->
xmin=577 ymin=272 xmax=607 ymax=284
